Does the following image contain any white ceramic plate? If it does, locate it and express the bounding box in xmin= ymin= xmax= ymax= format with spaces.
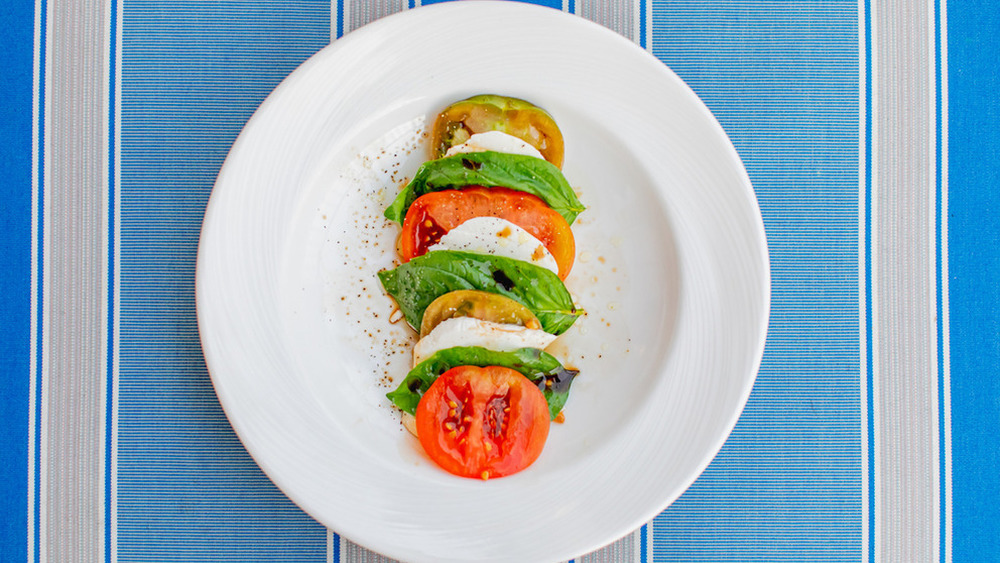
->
xmin=197 ymin=2 xmax=769 ymax=562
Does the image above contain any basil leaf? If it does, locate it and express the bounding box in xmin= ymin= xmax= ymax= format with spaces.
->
xmin=384 ymin=151 xmax=585 ymax=225
xmin=377 ymin=250 xmax=582 ymax=335
xmin=386 ymin=346 xmax=579 ymax=420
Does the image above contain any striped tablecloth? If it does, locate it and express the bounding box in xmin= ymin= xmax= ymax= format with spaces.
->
xmin=2 ymin=0 xmax=995 ymax=561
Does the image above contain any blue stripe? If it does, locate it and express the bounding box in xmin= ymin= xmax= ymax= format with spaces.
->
xmin=638 ymin=0 xmax=646 ymax=49
xmin=336 ymin=0 xmax=343 ymax=38
xmin=106 ymin=0 xmax=118 ymax=561
xmin=947 ymin=0 xmax=1000 ymax=558
xmin=0 ymin=1 xmax=36 ymax=560
xmin=649 ymin=0 xmax=863 ymax=559
xmin=116 ymin=1 xmax=329 ymax=559
xmin=32 ymin=1 xmax=47 ymax=561
xmin=640 ymin=523 xmax=648 ymax=562
xmin=862 ymin=0 xmax=875 ymax=560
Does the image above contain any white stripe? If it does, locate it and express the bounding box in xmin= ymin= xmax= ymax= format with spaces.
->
xmin=925 ymin=0 xmax=942 ymax=558
xmin=937 ymin=0 xmax=951 ymax=560
xmin=101 ymin=0 xmax=113 ymax=559
xmin=925 ymin=4 xmax=942 ymax=561
xmin=642 ymin=524 xmax=652 ymax=563
xmin=857 ymin=0 xmax=870 ymax=560
xmin=642 ymin=0 xmax=651 ymax=52
xmin=868 ymin=0 xmax=883 ymax=554
xmin=343 ymin=0 xmax=351 ymax=35
xmin=631 ymin=0 xmax=640 ymax=46
xmin=38 ymin=0 xmax=55 ymax=558
xmin=327 ymin=529 xmax=336 ymax=563
xmin=28 ymin=0 xmax=44 ymax=558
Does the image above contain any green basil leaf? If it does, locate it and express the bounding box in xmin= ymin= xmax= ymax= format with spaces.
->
xmin=386 ymin=346 xmax=579 ymax=420
xmin=384 ymin=151 xmax=585 ymax=225
xmin=377 ymin=250 xmax=582 ymax=335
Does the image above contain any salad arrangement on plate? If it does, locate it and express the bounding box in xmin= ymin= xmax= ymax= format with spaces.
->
xmin=378 ymin=95 xmax=586 ymax=480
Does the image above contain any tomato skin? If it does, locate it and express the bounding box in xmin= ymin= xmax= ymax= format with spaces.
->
xmin=431 ymin=95 xmax=565 ymax=169
xmin=418 ymin=290 xmax=541 ymax=337
xmin=398 ymin=187 xmax=576 ymax=280
xmin=415 ymin=365 xmax=550 ymax=479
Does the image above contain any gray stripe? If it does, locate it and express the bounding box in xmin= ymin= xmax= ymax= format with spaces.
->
xmin=579 ymin=530 xmax=641 ymax=563
xmin=872 ymin=0 xmax=940 ymax=560
xmin=343 ymin=0 xmax=407 ymax=35
xmin=343 ymin=539 xmax=399 ymax=563
xmin=577 ymin=0 xmax=636 ymax=43
xmin=43 ymin=0 xmax=109 ymax=561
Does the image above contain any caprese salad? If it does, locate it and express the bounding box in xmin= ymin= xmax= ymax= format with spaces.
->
xmin=378 ymin=95 xmax=585 ymax=480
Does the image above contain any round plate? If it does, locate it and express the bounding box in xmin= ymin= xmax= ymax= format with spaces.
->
xmin=196 ymin=2 xmax=769 ymax=562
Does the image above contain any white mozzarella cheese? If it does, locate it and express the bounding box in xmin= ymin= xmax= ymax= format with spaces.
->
xmin=400 ymin=412 xmax=418 ymax=437
xmin=413 ymin=316 xmax=557 ymax=367
xmin=427 ymin=216 xmax=559 ymax=275
xmin=444 ymin=130 xmax=545 ymax=160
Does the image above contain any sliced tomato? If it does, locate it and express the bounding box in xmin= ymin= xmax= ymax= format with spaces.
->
xmin=415 ymin=365 xmax=550 ymax=479
xmin=431 ymin=95 xmax=564 ymax=168
xmin=398 ymin=187 xmax=576 ymax=280
xmin=419 ymin=290 xmax=542 ymax=337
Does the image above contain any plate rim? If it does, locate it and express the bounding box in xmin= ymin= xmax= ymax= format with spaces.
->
xmin=196 ymin=2 xmax=771 ymax=561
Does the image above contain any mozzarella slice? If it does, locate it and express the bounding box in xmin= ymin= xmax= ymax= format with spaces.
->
xmin=427 ymin=217 xmax=559 ymax=275
xmin=444 ymin=130 xmax=545 ymax=160
xmin=413 ymin=316 xmax=557 ymax=367
xmin=400 ymin=412 xmax=418 ymax=437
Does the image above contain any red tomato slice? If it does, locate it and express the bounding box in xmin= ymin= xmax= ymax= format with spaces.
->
xmin=398 ymin=187 xmax=576 ymax=280
xmin=415 ymin=365 xmax=550 ymax=479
